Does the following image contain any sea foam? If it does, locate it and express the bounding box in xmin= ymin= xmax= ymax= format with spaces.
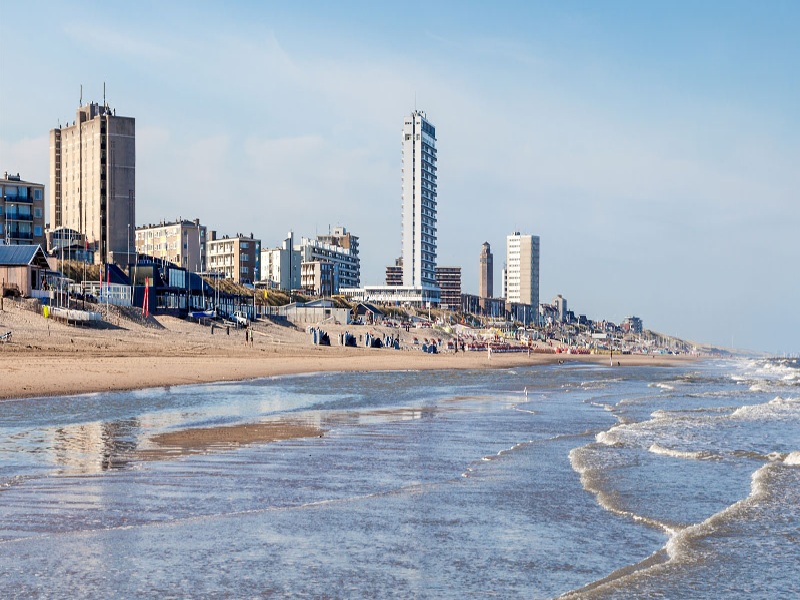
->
xmin=649 ymin=443 xmax=717 ymax=461
xmin=784 ymin=451 xmax=800 ymax=466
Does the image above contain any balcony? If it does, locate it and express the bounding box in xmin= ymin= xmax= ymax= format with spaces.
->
xmin=8 ymin=231 xmax=34 ymax=240
xmin=5 ymin=212 xmax=33 ymax=221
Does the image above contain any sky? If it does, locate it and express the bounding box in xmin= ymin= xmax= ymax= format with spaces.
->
xmin=1 ymin=1 xmax=798 ymax=354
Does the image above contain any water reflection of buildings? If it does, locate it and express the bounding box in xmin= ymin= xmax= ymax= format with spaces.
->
xmin=51 ymin=420 xmax=139 ymax=473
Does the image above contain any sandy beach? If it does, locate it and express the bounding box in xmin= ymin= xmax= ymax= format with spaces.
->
xmin=0 ymin=300 xmax=694 ymax=402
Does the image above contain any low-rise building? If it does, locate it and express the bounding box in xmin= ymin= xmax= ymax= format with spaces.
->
xmin=1 ymin=172 xmax=46 ymax=248
xmin=0 ymin=244 xmax=51 ymax=297
xmin=206 ymin=232 xmax=260 ymax=284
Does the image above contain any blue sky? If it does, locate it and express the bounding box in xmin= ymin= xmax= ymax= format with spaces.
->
xmin=1 ymin=1 xmax=798 ymax=353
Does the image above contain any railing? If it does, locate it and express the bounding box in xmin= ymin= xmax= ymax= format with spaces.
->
xmin=75 ymin=282 xmax=132 ymax=307
xmin=6 ymin=213 xmax=34 ymax=221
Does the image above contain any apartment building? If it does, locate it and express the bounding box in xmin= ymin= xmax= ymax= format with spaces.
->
xmin=298 ymin=231 xmax=360 ymax=293
xmin=301 ymin=260 xmax=336 ymax=297
xmin=206 ymin=233 xmax=260 ymax=284
xmin=505 ymin=231 xmax=540 ymax=310
xmin=401 ymin=110 xmax=438 ymax=291
xmin=0 ymin=172 xmax=46 ymax=248
xmin=435 ymin=266 xmax=462 ymax=311
xmin=136 ymin=219 xmax=206 ymax=271
xmin=260 ymin=232 xmax=301 ymax=291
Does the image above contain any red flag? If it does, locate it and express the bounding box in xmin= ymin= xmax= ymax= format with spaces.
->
xmin=143 ymin=277 xmax=150 ymax=318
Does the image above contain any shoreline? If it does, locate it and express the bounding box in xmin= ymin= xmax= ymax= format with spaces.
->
xmin=0 ymin=349 xmax=697 ymax=402
xmin=0 ymin=304 xmax=698 ymax=402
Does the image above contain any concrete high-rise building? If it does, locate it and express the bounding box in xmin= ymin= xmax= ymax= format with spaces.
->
xmin=505 ymin=232 xmax=540 ymax=309
xmin=1 ymin=172 xmax=47 ymax=248
xmin=479 ymin=242 xmax=493 ymax=299
xmin=554 ymin=294 xmax=568 ymax=323
xmin=401 ymin=110 xmax=438 ymax=291
xmin=340 ymin=112 xmax=440 ymax=307
xmin=49 ymin=101 xmax=135 ymax=265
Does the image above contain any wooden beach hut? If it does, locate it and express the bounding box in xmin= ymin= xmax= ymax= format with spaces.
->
xmin=0 ymin=244 xmax=51 ymax=297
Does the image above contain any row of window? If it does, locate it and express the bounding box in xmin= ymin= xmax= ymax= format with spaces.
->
xmin=1 ymin=186 xmax=43 ymax=201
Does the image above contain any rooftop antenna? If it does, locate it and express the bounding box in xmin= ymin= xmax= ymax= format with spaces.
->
xmin=103 ymin=81 xmax=106 ymax=106
xmin=80 ymin=84 xmax=83 ymax=106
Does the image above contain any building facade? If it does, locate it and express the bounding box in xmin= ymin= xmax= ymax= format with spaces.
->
xmin=316 ymin=226 xmax=360 ymax=287
xmin=136 ymin=219 xmax=206 ymax=272
xmin=385 ymin=257 xmax=403 ymax=287
xmin=505 ymin=232 xmax=540 ymax=312
xmin=49 ymin=102 xmax=135 ymax=265
xmin=623 ymin=316 xmax=643 ymax=334
xmin=298 ymin=229 xmax=360 ymax=292
xmin=206 ymin=233 xmax=260 ymax=284
xmin=435 ymin=266 xmax=462 ymax=311
xmin=260 ymin=232 xmax=301 ymax=291
xmin=301 ymin=260 xmax=336 ymax=297
xmin=1 ymin=173 xmax=46 ymax=248
xmin=479 ymin=241 xmax=493 ymax=299
xmin=401 ymin=110 xmax=438 ymax=291
xmin=554 ymin=294 xmax=568 ymax=323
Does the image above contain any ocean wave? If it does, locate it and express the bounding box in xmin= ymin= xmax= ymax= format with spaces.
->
xmin=648 ymin=443 xmax=718 ymax=461
xmin=784 ymin=451 xmax=800 ymax=466
xmin=665 ymin=462 xmax=773 ymax=563
xmin=730 ymin=396 xmax=800 ymax=419
xmin=595 ymin=429 xmax=623 ymax=446
xmin=648 ymin=382 xmax=676 ymax=391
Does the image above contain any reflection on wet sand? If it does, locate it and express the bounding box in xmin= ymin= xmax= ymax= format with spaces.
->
xmin=141 ymin=421 xmax=325 ymax=459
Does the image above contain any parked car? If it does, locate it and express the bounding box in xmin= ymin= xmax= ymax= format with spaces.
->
xmin=232 ymin=311 xmax=249 ymax=326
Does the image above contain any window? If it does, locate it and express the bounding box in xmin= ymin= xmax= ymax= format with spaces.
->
xmin=241 ymin=254 xmax=249 ymax=261
xmin=34 ymin=226 xmax=43 ymax=237
xmin=33 ymin=189 xmax=43 ymax=201
xmin=241 ymin=242 xmax=249 ymax=249
xmin=34 ymin=208 xmax=42 ymax=218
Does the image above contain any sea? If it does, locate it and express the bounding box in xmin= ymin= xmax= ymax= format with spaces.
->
xmin=0 ymin=356 xmax=798 ymax=599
